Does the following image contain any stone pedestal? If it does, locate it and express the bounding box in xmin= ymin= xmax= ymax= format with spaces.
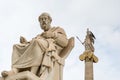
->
xmin=85 ymin=58 xmax=93 ymax=80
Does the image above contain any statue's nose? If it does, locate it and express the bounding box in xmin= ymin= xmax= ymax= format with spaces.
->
xmin=43 ymin=18 xmax=46 ymax=22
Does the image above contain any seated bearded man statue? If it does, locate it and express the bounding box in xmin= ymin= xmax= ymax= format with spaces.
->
xmin=1 ymin=12 xmax=69 ymax=80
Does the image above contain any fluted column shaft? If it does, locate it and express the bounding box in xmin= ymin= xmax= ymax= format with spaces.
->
xmin=85 ymin=58 xmax=93 ymax=80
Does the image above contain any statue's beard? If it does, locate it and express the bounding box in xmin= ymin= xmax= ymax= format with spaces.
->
xmin=42 ymin=24 xmax=49 ymax=31
xmin=41 ymin=21 xmax=50 ymax=31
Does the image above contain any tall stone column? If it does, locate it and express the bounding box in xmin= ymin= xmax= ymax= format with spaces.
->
xmin=85 ymin=57 xmax=93 ymax=80
xmin=80 ymin=51 xmax=98 ymax=80
xmin=77 ymin=28 xmax=98 ymax=80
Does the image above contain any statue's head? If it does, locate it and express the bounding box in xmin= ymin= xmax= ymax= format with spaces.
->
xmin=87 ymin=28 xmax=89 ymax=33
xmin=38 ymin=12 xmax=52 ymax=31
xmin=86 ymin=28 xmax=91 ymax=36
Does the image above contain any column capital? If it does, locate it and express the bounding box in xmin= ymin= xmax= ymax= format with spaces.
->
xmin=79 ymin=51 xmax=98 ymax=63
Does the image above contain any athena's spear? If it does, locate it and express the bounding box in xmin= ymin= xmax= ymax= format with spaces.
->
xmin=76 ymin=36 xmax=83 ymax=45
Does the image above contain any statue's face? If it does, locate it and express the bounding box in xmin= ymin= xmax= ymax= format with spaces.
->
xmin=39 ymin=15 xmax=51 ymax=31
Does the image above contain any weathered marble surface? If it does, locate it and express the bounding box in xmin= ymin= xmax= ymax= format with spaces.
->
xmin=1 ymin=12 xmax=74 ymax=80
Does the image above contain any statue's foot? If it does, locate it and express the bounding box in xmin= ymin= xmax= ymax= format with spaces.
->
xmin=1 ymin=71 xmax=9 ymax=77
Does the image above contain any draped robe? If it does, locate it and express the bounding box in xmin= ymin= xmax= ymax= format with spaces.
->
xmin=12 ymin=27 xmax=68 ymax=70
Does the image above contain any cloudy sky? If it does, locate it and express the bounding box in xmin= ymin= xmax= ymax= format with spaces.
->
xmin=0 ymin=0 xmax=120 ymax=80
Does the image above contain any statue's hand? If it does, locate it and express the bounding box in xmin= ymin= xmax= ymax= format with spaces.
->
xmin=1 ymin=71 xmax=8 ymax=77
xmin=20 ymin=36 xmax=27 ymax=44
xmin=42 ymin=31 xmax=54 ymax=38
xmin=82 ymin=43 xmax=84 ymax=45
